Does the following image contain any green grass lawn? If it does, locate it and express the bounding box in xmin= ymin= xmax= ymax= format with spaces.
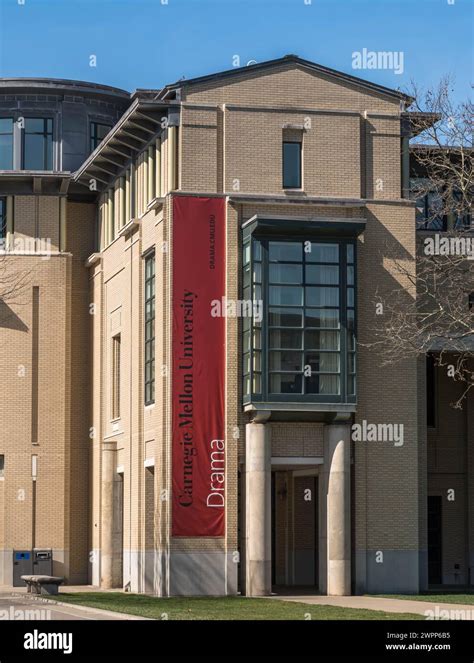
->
xmin=55 ymin=592 xmax=423 ymax=620
xmin=374 ymin=593 xmax=474 ymax=605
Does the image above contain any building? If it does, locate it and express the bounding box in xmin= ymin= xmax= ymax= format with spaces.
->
xmin=0 ymin=56 xmax=472 ymax=596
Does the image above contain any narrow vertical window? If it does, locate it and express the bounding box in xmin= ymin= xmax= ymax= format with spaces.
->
xmin=112 ymin=335 xmax=121 ymax=420
xmin=0 ymin=198 xmax=6 ymax=241
xmin=0 ymin=119 xmax=14 ymax=170
xmin=23 ymin=118 xmax=53 ymax=170
xmin=144 ymin=253 xmax=155 ymax=405
xmin=426 ymin=353 xmax=436 ymax=428
xmin=283 ymin=141 xmax=302 ymax=189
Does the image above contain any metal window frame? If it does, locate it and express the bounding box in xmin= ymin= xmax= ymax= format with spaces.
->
xmin=0 ymin=117 xmax=14 ymax=169
xmin=144 ymin=252 xmax=156 ymax=406
xmin=243 ymin=232 xmax=357 ymax=406
xmin=90 ymin=120 xmax=113 ymax=153
xmin=21 ymin=117 xmax=54 ymax=170
xmin=282 ymin=140 xmax=302 ymax=189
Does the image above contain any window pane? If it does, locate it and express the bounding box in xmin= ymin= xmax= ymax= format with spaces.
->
xmin=305 ymin=330 xmax=340 ymax=350
xmin=24 ymin=134 xmax=45 ymax=169
xmin=305 ymin=352 xmax=340 ymax=373
xmin=25 ymin=118 xmax=46 ymax=133
xmin=347 ymin=288 xmax=355 ymax=307
xmin=283 ymin=142 xmax=301 ymax=189
xmin=306 ymin=264 xmax=339 ymax=285
xmin=269 ymin=263 xmax=302 ymax=284
xmin=269 ymin=351 xmax=302 ymax=371
xmin=269 ymin=241 xmax=302 ymax=262
xmin=347 ymin=266 xmax=354 ymax=285
xmin=243 ymin=243 xmax=251 ymax=266
xmin=306 ymin=374 xmax=340 ymax=395
xmin=0 ymin=134 xmax=13 ymax=169
xmin=253 ymin=329 xmax=262 ymax=350
xmin=348 ymin=333 xmax=356 ymax=351
xmin=348 ymin=353 xmax=356 ymax=373
xmin=269 ymin=307 xmax=303 ymax=327
xmin=347 ymin=244 xmax=354 ymax=264
xmin=347 ymin=309 xmax=355 ymax=331
xmin=243 ymin=331 xmax=250 ymax=352
xmin=253 ymin=353 xmax=262 ymax=372
xmin=0 ymin=118 xmax=13 ymax=134
xmin=46 ymin=135 xmax=53 ymax=169
xmin=270 ymin=285 xmax=303 ymax=306
xmin=253 ymin=262 xmax=262 ymax=284
xmin=348 ymin=375 xmax=356 ymax=396
xmin=307 ymin=243 xmax=339 ymax=263
xmin=270 ymin=373 xmax=303 ymax=394
xmin=306 ymin=287 xmax=339 ymax=307
xmin=269 ymin=329 xmax=302 ymax=349
xmin=253 ymin=240 xmax=262 ymax=261
xmin=253 ymin=373 xmax=262 ymax=393
xmin=305 ymin=308 xmax=340 ymax=328
xmin=243 ymin=375 xmax=250 ymax=395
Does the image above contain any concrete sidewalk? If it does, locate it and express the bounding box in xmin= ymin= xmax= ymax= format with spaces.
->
xmin=269 ymin=594 xmax=474 ymax=618
xmin=0 ymin=586 xmax=152 ymax=620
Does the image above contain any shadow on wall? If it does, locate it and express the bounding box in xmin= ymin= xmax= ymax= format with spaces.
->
xmin=0 ymin=299 xmax=28 ymax=332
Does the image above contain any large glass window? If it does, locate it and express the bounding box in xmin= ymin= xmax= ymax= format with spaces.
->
xmin=243 ymin=237 xmax=356 ymax=404
xmin=90 ymin=121 xmax=111 ymax=152
xmin=23 ymin=118 xmax=53 ymax=170
xmin=283 ymin=142 xmax=302 ymax=189
xmin=144 ymin=253 xmax=155 ymax=405
xmin=0 ymin=119 xmax=13 ymax=170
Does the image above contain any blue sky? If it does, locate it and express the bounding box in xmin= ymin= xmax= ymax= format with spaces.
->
xmin=0 ymin=0 xmax=472 ymax=102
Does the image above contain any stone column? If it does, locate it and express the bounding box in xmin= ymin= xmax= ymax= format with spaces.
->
xmin=101 ymin=440 xmax=118 ymax=589
xmin=324 ymin=424 xmax=351 ymax=596
xmin=245 ymin=418 xmax=271 ymax=596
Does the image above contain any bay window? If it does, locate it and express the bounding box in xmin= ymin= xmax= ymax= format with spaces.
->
xmin=243 ymin=231 xmax=357 ymax=405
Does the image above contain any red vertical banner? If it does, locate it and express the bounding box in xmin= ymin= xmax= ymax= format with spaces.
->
xmin=172 ymin=196 xmax=226 ymax=537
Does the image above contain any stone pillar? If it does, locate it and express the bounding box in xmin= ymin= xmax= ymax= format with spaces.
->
xmin=245 ymin=419 xmax=271 ymax=596
xmin=324 ymin=424 xmax=351 ymax=596
xmin=101 ymin=440 xmax=118 ymax=589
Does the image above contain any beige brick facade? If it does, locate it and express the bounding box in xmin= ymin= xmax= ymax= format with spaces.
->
xmin=0 ymin=57 xmax=471 ymax=595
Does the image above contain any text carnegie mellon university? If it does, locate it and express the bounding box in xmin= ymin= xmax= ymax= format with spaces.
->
xmin=176 ymin=290 xmax=225 ymax=510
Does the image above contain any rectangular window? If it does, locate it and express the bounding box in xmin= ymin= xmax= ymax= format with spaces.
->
xmin=0 ymin=455 xmax=4 ymax=478
xmin=0 ymin=198 xmax=6 ymax=240
xmin=0 ymin=118 xmax=14 ymax=170
xmin=112 ymin=335 xmax=121 ymax=420
xmin=426 ymin=353 xmax=436 ymax=427
xmin=90 ymin=122 xmax=111 ymax=152
xmin=283 ymin=141 xmax=302 ymax=189
xmin=243 ymin=237 xmax=356 ymax=404
xmin=23 ymin=118 xmax=53 ymax=170
xmin=144 ymin=253 xmax=155 ymax=405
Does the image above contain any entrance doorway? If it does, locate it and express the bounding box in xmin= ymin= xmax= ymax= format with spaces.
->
xmin=428 ymin=495 xmax=442 ymax=585
xmin=272 ymin=470 xmax=319 ymax=589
